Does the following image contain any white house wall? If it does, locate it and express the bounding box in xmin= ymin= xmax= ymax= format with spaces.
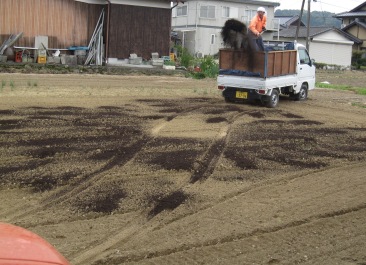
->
xmin=195 ymin=27 xmax=222 ymax=56
xmin=279 ymin=29 xmax=354 ymax=67
xmin=172 ymin=0 xmax=277 ymax=56
xmin=310 ymin=42 xmax=352 ymax=67
xmin=312 ymin=31 xmax=354 ymax=45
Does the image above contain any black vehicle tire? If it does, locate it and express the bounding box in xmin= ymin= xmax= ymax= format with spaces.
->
xmin=265 ymin=89 xmax=279 ymax=108
xmin=294 ymin=83 xmax=308 ymax=101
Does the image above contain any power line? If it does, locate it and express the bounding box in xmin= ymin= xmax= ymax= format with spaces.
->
xmin=315 ymin=0 xmax=364 ymax=12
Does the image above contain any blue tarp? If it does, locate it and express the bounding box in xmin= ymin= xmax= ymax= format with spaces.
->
xmin=219 ymin=69 xmax=261 ymax=77
xmin=68 ymin=46 xmax=89 ymax=51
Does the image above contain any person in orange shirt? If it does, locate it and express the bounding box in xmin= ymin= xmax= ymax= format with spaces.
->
xmin=248 ymin=7 xmax=267 ymax=51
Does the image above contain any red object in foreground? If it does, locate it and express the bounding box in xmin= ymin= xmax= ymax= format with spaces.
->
xmin=0 ymin=222 xmax=70 ymax=265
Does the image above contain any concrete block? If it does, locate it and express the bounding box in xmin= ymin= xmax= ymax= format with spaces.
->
xmin=74 ymin=50 xmax=87 ymax=56
xmin=47 ymin=56 xmax=61 ymax=64
xmin=151 ymin=52 xmax=159 ymax=59
xmin=61 ymin=55 xmax=77 ymax=65
xmin=77 ymin=55 xmax=86 ymax=65
xmin=129 ymin=53 xmax=138 ymax=59
xmin=163 ymin=64 xmax=175 ymax=70
xmin=151 ymin=58 xmax=164 ymax=66
xmin=129 ymin=57 xmax=142 ymax=65
xmin=0 ymin=55 xmax=7 ymax=62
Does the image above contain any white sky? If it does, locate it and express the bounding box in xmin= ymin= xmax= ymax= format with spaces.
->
xmin=275 ymin=0 xmax=365 ymax=13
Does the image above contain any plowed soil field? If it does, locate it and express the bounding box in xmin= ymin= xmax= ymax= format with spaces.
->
xmin=1 ymin=71 xmax=366 ymax=265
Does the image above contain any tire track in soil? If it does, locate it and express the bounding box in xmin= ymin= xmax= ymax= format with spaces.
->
xmin=5 ymin=138 xmax=151 ymax=222
xmin=105 ymin=203 xmax=366 ymax=265
xmin=10 ymin=99 xmax=362 ymax=264
xmin=189 ymin=112 xmax=243 ymax=183
xmin=3 ymin=100 xmax=196 ymax=222
xmin=5 ymin=100 xmax=219 ymax=264
xmin=71 ymin=111 xmax=247 ymax=265
xmin=68 ymin=103 xmax=241 ymax=265
xmin=140 ymin=162 xmax=360 ymax=237
xmin=91 ymin=162 xmax=366 ymax=265
xmin=2 ymin=105 xmax=151 ymax=221
xmin=81 ymin=106 xmax=322 ymax=264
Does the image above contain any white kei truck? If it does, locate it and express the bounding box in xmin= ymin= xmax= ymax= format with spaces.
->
xmin=217 ymin=41 xmax=316 ymax=108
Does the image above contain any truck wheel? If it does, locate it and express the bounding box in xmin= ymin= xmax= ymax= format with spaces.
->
xmin=266 ymin=89 xmax=279 ymax=108
xmin=294 ymin=84 xmax=308 ymax=101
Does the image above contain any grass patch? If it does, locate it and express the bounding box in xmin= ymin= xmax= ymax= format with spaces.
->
xmin=27 ymin=80 xmax=38 ymax=87
xmin=316 ymin=82 xmax=366 ymax=96
xmin=352 ymin=102 xmax=366 ymax=108
xmin=1 ymin=80 xmax=5 ymax=91
xmin=10 ymin=80 xmax=15 ymax=90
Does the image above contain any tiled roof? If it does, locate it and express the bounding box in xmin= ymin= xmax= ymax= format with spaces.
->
xmin=350 ymin=1 xmax=366 ymax=12
xmin=278 ymin=26 xmax=362 ymax=44
xmin=279 ymin=26 xmax=331 ymax=38
xmin=342 ymin=20 xmax=366 ymax=31
xmin=334 ymin=1 xmax=366 ymax=17
xmin=334 ymin=11 xmax=366 ymax=18
xmin=275 ymin=15 xmax=306 ymax=30
xmin=201 ymin=0 xmax=280 ymax=6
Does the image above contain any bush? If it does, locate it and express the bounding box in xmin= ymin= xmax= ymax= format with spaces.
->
xmin=352 ymin=50 xmax=366 ymax=69
xmin=174 ymin=46 xmax=219 ymax=78
xmin=199 ymin=56 xmax=219 ymax=78
xmin=175 ymin=46 xmax=194 ymax=68
xmin=190 ymin=56 xmax=219 ymax=79
xmin=314 ymin=62 xmax=349 ymax=71
xmin=314 ymin=62 xmax=327 ymax=69
xmin=164 ymin=60 xmax=175 ymax=66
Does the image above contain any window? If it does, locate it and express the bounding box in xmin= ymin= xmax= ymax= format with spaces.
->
xmin=299 ymin=48 xmax=310 ymax=65
xmin=200 ymin=5 xmax=215 ymax=18
xmin=222 ymin=6 xmax=238 ymax=18
xmin=222 ymin=7 xmax=229 ymax=18
xmin=211 ymin=34 xmax=215 ymax=45
xmin=177 ymin=5 xmax=187 ymax=16
xmin=243 ymin=9 xmax=257 ymax=25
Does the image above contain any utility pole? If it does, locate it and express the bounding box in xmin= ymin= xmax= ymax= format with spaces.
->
xmin=306 ymin=0 xmax=311 ymax=51
xmin=295 ymin=0 xmax=306 ymax=41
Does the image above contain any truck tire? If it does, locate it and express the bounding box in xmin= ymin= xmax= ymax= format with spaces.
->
xmin=294 ymin=83 xmax=308 ymax=101
xmin=265 ymin=89 xmax=279 ymax=108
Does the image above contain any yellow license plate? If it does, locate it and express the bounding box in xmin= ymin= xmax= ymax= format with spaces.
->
xmin=236 ymin=91 xmax=248 ymax=99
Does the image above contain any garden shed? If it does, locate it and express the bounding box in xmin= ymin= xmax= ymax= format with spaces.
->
xmin=0 ymin=0 xmax=172 ymax=63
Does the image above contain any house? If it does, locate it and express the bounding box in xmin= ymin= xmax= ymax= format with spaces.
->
xmin=276 ymin=15 xmax=306 ymax=30
xmin=271 ymin=15 xmax=305 ymax=40
xmin=0 ymin=0 xmax=172 ymax=62
xmin=171 ymin=0 xmax=280 ymax=57
xmin=277 ymin=25 xmax=357 ymax=67
xmin=334 ymin=1 xmax=366 ymax=53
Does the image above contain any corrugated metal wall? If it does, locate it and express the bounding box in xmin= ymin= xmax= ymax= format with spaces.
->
xmin=108 ymin=4 xmax=171 ymax=59
xmin=0 ymin=0 xmax=104 ymax=48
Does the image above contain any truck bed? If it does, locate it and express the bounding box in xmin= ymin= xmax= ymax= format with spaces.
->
xmin=217 ymin=73 xmax=297 ymax=90
xmin=219 ymin=48 xmax=297 ymax=78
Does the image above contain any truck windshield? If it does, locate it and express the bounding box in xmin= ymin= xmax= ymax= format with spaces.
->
xmin=299 ymin=47 xmax=311 ymax=65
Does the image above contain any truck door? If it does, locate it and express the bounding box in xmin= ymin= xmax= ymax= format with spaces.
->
xmin=297 ymin=47 xmax=316 ymax=90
